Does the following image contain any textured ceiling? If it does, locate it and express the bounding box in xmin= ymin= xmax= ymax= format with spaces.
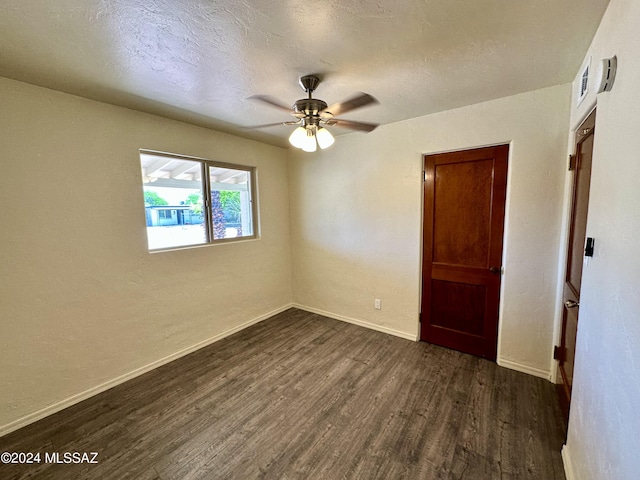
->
xmin=0 ymin=0 xmax=609 ymax=147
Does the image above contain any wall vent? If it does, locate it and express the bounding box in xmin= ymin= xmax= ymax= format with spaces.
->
xmin=577 ymin=58 xmax=590 ymax=106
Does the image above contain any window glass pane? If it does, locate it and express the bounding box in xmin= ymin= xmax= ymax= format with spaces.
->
xmin=209 ymin=166 xmax=253 ymax=240
xmin=141 ymin=155 xmax=207 ymax=249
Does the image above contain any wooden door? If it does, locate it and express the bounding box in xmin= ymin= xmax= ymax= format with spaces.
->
xmin=421 ymin=145 xmax=508 ymax=360
xmin=556 ymin=109 xmax=596 ymax=419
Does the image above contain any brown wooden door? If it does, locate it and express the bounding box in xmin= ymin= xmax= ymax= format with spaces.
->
xmin=557 ymin=109 xmax=596 ymax=419
xmin=421 ymin=145 xmax=508 ymax=360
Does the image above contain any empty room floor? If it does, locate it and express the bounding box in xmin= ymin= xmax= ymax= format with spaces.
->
xmin=0 ymin=308 xmax=566 ymax=480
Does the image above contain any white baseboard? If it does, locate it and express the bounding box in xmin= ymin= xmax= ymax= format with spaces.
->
xmin=497 ymin=357 xmax=551 ymax=380
xmin=562 ymin=444 xmax=576 ymax=480
xmin=0 ymin=304 xmax=293 ymax=438
xmin=292 ymin=303 xmax=418 ymax=341
xmin=548 ymin=358 xmax=559 ymax=383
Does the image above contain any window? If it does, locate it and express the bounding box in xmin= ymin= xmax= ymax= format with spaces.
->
xmin=140 ymin=150 xmax=257 ymax=251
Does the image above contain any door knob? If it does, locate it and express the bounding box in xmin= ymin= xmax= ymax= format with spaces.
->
xmin=564 ymin=300 xmax=580 ymax=309
xmin=489 ymin=266 xmax=501 ymax=274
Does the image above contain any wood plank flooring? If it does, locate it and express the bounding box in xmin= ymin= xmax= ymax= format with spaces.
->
xmin=0 ymin=308 xmax=566 ymax=479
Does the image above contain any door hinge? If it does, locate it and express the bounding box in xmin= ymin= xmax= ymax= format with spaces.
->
xmin=553 ymin=345 xmax=565 ymax=362
xmin=423 ymin=171 xmax=427 ymax=182
xmin=568 ymin=154 xmax=577 ymax=171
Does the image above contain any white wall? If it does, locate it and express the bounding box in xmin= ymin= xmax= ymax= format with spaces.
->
xmin=562 ymin=0 xmax=640 ymax=478
xmin=0 ymin=78 xmax=292 ymax=434
xmin=289 ymin=84 xmax=571 ymax=377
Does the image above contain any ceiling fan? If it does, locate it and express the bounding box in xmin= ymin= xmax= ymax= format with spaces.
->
xmin=248 ymin=75 xmax=379 ymax=152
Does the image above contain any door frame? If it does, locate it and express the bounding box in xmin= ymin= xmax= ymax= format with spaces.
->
xmin=418 ymin=142 xmax=512 ymax=360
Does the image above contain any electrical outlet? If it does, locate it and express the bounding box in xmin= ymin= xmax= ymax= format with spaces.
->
xmin=374 ymin=298 xmax=381 ymax=310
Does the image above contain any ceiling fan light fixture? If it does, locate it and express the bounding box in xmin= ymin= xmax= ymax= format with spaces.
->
xmin=316 ymin=127 xmax=335 ymax=149
xmin=301 ymin=130 xmax=317 ymax=152
xmin=288 ymin=126 xmax=307 ymax=148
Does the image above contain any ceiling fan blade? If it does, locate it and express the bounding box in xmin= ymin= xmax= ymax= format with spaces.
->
xmin=327 ymin=119 xmax=379 ymax=132
xmin=241 ymin=122 xmax=293 ymax=130
xmin=248 ymin=95 xmax=293 ymax=113
xmin=321 ymin=93 xmax=378 ymax=117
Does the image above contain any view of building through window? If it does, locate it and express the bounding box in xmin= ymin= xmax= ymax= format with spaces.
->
xmin=140 ymin=151 xmax=256 ymax=250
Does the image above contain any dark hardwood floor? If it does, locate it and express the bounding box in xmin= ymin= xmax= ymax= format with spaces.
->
xmin=0 ymin=308 xmax=566 ymax=479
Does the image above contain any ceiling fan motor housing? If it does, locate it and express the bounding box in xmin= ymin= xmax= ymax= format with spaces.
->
xmin=294 ymin=98 xmax=328 ymax=117
xmin=294 ymin=75 xmax=330 ymax=125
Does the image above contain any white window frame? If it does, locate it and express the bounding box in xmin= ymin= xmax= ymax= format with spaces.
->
xmin=140 ymin=149 xmax=258 ymax=251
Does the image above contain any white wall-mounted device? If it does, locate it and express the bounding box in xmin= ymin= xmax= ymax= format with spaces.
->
xmin=595 ymin=56 xmax=617 ymax=93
